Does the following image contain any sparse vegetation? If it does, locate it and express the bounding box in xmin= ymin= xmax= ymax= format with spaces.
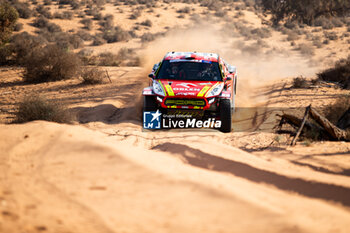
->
xmin=0 ymin=1 xmax=18 ymax=45
xmin=261 ymin=0 xmax=350 ymax=25
xmin=81 ymin=67 xmax=106 ymax=84
xmin=22 ymin=44 xmax=81 ymax=83
xmin=292 ymin=76 xmax=309 ymax=88
xmin=14 ymin=95 xmax=73 ymax=123
xmin=318 ymin=56 xmax=350 ymax=89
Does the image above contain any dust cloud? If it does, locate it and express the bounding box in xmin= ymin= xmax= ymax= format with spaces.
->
xmin=139 ymin=25 xmax=319 ymax=108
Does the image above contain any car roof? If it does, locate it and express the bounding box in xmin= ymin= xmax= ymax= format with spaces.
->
xmin=163 ymin=52 xmax=219 ymax=62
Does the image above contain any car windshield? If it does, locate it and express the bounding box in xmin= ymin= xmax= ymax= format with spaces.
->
xmin=156 ymin=60 xmax=222 ymax=81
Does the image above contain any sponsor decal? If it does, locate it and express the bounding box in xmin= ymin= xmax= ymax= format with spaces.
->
xmin=197 ymin=86 xmax=210 ymax=97
xmin=143 ymin=110 xmax=162 ymax=129
xmin=164 ymin=99 xmax=206 ymax=106
xmin=176 ymin=83 xmax=198 ymax=89
xmin=175 ymin=92 xmax=196 ymax=96
xmin=165 ymin=84 xmax=175 ymax=96
xmin=143 ymin=110 xmax=221 ymax=129
xmin=173 ymin=87 xmax=201 ymax=91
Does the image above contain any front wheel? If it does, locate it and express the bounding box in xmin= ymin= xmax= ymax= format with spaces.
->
xmin=143 ymin=95 xmax=157 ymax=112
xmin=219 ymin=99 xmax=232 ymax=133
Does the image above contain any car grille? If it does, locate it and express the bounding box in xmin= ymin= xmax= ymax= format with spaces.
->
xmin=164 ymin=98 xmax=206 ymax=107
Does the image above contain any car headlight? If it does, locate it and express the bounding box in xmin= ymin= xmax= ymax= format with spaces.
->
xmin=153 ymin=81 xmax=165 ymax=96
xmin=207 ymin=83 xmax=224 ymax=98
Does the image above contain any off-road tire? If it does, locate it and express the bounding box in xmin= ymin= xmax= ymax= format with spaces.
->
xmin=219 ymin=99 xmax=232 ymax=133
xmin=143 ymin=95 xmax=157 ymax=112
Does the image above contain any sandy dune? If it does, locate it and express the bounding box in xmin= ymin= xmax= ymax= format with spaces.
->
xmin=1 ymin=1 xmax=350 ymax=232
xmin=1 ymin=120 xmax=350 ymax=233
xmin=1 ymin=67 xmax=350 ymax=232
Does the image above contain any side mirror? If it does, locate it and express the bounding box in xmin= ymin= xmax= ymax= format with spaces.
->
xmin=148 ymin=73 xmax=154 ymax=78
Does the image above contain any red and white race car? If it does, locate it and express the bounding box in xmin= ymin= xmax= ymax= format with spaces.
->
xmin=142 ymin=52 xmax=237 ymax=132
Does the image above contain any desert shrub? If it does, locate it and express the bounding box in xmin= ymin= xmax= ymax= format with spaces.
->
xmin=14 ymin=22 xmax=23 ymax=31
xmin=0 ymin=44 xmax=12 ymax=64
xmin=10 ymin=0 xmax=31 ymax=19
xmin=0 ymin=2 xmax=18 ymax=44
xmin=92 ymin=34 xmax=106 ymax=45
xmin=102 ymin=26 xmax=130 ymax=43
xmin=81 ymin=18 xmax=93 ymax=30
xmin=297 ymin=43 xmax=315 ymax=56
xmin=286 ymin=30 xmax=299 ymax=41
xmin=129 ymin=9 xmax=141 ymax=19
xmin=11 ymin=32 xmax=47 ymax=64
xmin=81 ymin=67 xmax=106 ymax=84
xmin=261 ymin=0 xmax=350 ymax=25
xmin=177 ymin=6 xmax=190 ymax=14
xmin=140 ymin=19 xmax=152 ymax=27
xmin=22 ymin=44 xmax=81 ymax=83
xmin=250 ymin=27 xmax=272 ymax=38
xmin=318 ymin=56 xmax=350 ymax=89
xmin=99 ymin=14 xmax=114 ymax=30
xmin=331 ymin=17 xmax=344 ymax=27
xmin=314 ymin=16 xmax=334 ymax=29
xmin=76 ymin=30 xmax=93 ymax=41
xmin=32 ymin=16 xmax=62 ymax=33
xmin=35 ymin=5 xmax=52 ymax=18
xmin=140 ymin=32 xmax=156 ymax=42
xmin=312 ymin=36 xmax=323 ymax=48
xmin=323 ymin=96 xmax=350 ymax=125
xmin=14 ymin=95 xmax=73 ymax=123
xmin=214 ymin=9 xmax=226 ymax=18
xmin=324 ymin=31 xmax=338 ymax=41
xmin=292 ymin=76 xmax=309 ymax=88
xmin=97 ymin=52 xmax=120 ymax=66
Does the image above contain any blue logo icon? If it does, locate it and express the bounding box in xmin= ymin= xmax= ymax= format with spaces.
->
xmin=143 ymin=110 xmax=162 ymax=129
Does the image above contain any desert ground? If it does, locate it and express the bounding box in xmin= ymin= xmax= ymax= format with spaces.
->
xmin=0 ymin=1 xmax=350 ymax=232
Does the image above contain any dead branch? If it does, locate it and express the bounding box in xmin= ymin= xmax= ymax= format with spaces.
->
xmin=105 ymin=70 xmax=112 ymax=83
xmin=291 ymin=105 xmax=311 ymax=146
xmin=309 ymin=106 xmax=348 ymax=141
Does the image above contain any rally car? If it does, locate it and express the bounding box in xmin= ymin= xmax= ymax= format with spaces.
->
xmin=142 ymin=52 xmax=237 ymax=132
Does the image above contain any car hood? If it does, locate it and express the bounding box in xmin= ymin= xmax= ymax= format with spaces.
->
xmin=159 ymin=80 xmax=220 ymax=98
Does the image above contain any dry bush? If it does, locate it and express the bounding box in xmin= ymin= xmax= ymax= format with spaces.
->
xmin=102 ymin=26 xmax=130 ymax=43
xmin=81 ymin=18 xmax=93 ymax=30
xmin=292 ymin=76 xmax=310 ymax=88
xmin=286 ymin=30 xmax=299 ymax=41
xmin=14 ymin=95 xmax=73 ymax=123
xmin=324 ymin=31 xmax=338 ymax=41
xmin=76 ymin=30 xmax=93 ymax=41
xmin=0 ymin=45 xmax=12 ymax=65
xmin=10 ymin=0 xmax=31 ymax=19
xmin=323 ymin=96 xmax=350 ymax=125
xmin=297 ymin=43 xmax=315 ymax=56
xmin=23 ymin=44 xmax=81 ymax=83
xmin=314 ymin=16 xmax=334 ymax=29
xmin=318 ymin=56 xmax=350 ymax=89
xmin=140 ymin=19 xmax=152 ymax=27
xmin=251 ymin=27 xmax=272 ymax=38
xmin=177 ymin=6 xmax=190 ymax=14
xmin=14 ymin=22 xmax=23 ymax=31
xmin=81 ymin=67 xmax=106 ymax=84
xmin=35 ymin=5 xmax=52 ymax=18
xmin=11 ymin=32 xmax=47 ymax=64
xmin=92 ymin=34 xmax=106 ymax=45
xmin=129 ymin=9 xmax=141 ymax=19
